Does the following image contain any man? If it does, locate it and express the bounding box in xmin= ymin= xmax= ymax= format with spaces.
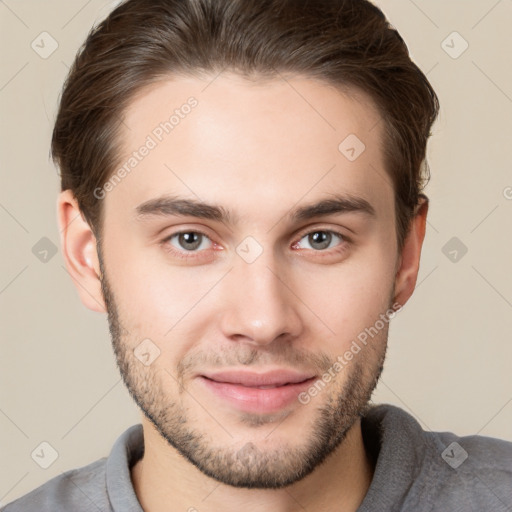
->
xmin=3 ymin=0 xmax=511 ymax=510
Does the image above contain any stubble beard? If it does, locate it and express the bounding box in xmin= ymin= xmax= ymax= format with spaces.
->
xmin=98 ymin=251 xmax=388 ymax=489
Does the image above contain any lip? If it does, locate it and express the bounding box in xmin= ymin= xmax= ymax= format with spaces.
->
xmin=198 ymin=369 xmax=316 ymax=414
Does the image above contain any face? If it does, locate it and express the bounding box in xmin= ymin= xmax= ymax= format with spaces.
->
xmin=97 ymin=73 xmax=400 ymax=488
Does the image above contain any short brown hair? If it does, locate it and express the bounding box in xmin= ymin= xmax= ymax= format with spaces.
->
xmin=52 ymin=0 xmax=439 ymax=249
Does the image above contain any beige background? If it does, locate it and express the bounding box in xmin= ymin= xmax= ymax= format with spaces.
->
xmin=1 ymin=0 xmax=511 ymax=506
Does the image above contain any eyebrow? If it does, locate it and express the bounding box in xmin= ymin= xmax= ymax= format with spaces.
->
xmin=135 ymin=193 xmax=376 ymax=225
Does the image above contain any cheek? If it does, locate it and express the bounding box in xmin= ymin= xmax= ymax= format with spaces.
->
xmin=103 ymin=240 xmax=222 ymax=343
xmin=293 ymin=240 xmax=396 ymax=351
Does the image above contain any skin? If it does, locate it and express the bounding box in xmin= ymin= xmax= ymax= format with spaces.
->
xmin=58 ymin=73 xmax=428 ymax=512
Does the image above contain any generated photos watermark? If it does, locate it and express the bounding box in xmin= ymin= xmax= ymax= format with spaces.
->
xmin=93 ymin=96 xmax=198 ymax=200
xmin=298 ymin=302 xmax=403 ymax=405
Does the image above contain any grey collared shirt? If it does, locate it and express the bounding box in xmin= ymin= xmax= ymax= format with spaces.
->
xmin=3 ymin=404 xmax=512 ymax=511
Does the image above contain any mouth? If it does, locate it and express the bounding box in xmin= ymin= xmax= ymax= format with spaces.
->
xmin=197 ymin=369 xmax=317 ymax=414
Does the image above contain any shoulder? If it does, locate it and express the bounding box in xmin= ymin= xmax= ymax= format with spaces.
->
xmin=425 ymin=428 xmax=512 ymax=509
xmin=1 ymin=424 xmax=143 ymax=512
xmin=363 ymin=404 xmax=512 ymax=510
xmin=1 ymin=457 xmax=109 ymax=512
xmin=431 ymin=428 xmax=512 ymax=470
xmin=367 ymin=402 xmax=512 ymax=469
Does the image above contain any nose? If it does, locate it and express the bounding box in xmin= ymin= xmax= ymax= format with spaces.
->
xmin=219 ymin=256 xmax=303 ymax=347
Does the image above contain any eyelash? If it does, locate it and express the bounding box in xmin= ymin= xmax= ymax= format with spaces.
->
xmin=161 ymin=228 xmax=351 ymax=261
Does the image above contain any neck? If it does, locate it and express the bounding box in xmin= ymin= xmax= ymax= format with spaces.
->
xmin=131 ymin=417 xmax=374 ymax=512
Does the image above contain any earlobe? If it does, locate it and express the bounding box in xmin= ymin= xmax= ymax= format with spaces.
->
xmin=57 ymin=190 xmax=106 ymax=313
xmin=393 ymin=196 xmax=429 ymax=308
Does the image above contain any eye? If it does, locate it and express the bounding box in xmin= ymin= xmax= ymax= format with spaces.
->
xmin=166 ymin=231 xmax=213 ymax=252
xmin=294 ymin=230 xmax=346 ymax=251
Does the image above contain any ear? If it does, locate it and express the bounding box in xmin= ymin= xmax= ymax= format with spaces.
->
xmin=393 ymin=195 xmax=429 ymax=308
xmin=57 ymin=190 xmax=106 ymax=313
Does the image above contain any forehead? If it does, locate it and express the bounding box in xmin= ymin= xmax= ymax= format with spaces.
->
xmin=104 ymin=73 xmax=393 ymax=226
